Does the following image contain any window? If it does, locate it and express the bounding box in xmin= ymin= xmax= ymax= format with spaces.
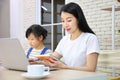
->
xmin=36 ymin=0 xmax=65 ymax=51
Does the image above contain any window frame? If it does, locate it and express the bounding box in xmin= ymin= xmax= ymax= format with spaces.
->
xmin=36 ymin=0 xmax=65 ymax=51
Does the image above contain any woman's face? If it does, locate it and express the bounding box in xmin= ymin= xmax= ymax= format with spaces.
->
xmin=61 ymin=12 xmax=79 ymax=34
xmin=27 ymin=33 xmax=42 ymax=48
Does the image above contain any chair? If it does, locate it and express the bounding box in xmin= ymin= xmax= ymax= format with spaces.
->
xmin=109 ymin=77 xmax=120 ymax=80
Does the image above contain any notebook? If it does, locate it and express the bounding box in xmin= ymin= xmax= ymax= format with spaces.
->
xmin=0 ymin=38 xmax=29 ymax=71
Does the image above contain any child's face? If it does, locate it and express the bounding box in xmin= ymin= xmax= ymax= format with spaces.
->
xmin=27 ymin=33 xmax=42 ymax=49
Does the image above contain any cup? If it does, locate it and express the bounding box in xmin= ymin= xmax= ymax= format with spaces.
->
xmin=27 ymin=65 xmax=49 ymax=75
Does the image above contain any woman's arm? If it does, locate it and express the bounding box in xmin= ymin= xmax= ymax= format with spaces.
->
xmin=64 ymin=53 xmax=99 ymax=72
xmin=46 ymin=52 xmax=99 ymax=72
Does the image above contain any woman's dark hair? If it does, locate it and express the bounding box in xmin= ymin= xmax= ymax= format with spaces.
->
xmin=26 ymin=24 xmax=48 ymax=40
xmin=60 ymin=2 xmax=95 ymax=34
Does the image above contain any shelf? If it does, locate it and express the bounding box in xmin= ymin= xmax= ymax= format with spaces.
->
xmin=101 ymin=5 xmax=120 ymax=50
xmin=101 ymin=6 xmax=120 ymax=11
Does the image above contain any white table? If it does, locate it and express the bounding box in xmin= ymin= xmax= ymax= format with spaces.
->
xmin=0 ymin=67 xmax=108 ymax=80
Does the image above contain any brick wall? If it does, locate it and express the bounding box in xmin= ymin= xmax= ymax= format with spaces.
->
xmin=24 ymin=0 xmax=120 ymax=50
xmin=23 ymin=0 xmax=36 ymax=51
xmin=24 ymin=0 xmax=36 ymax=30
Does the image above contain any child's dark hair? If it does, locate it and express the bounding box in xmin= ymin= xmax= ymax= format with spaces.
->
xmin=26 ymin=24 xmax=48 ymax=40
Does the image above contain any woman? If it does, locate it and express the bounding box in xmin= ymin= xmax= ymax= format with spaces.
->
xmin=45 ymin=2 xmax=100 ymax=72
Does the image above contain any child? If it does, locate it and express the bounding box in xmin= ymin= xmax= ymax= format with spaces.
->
xmin=25 ymin=24 xmax=52 ymax=64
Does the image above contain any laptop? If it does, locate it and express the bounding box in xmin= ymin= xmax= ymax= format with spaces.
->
xmin=0 ymin=38 xmax=29 ymax=71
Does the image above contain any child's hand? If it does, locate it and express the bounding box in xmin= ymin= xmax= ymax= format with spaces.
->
xmin=29 ymin=58 xmax=35 ymax=62
xmin=28 ymin=58 xmax=40 ymax=64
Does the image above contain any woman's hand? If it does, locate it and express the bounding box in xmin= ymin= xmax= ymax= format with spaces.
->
xmin=44 ymin=58 xmax=67 ymax=69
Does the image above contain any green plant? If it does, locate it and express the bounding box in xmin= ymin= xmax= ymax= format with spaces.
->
xmin=118 ymin=30 xmax=120 ymax=33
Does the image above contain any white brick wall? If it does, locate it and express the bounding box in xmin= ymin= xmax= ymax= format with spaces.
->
xmin=24 ymin=0 xmax=36 ymax=31
xmin=23 ymin=0 xmax=36 ymax=51
xmin=24 ymin=0 xmax=120 ymax=50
